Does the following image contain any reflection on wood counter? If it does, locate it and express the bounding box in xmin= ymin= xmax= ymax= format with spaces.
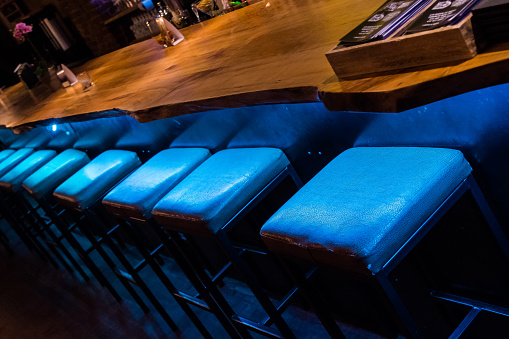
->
xmin=2 ymin=0 xmax=509 ymax=128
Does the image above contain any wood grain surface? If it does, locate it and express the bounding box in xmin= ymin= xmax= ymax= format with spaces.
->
xmin=1 ymin=0 xmax=509 ymax=129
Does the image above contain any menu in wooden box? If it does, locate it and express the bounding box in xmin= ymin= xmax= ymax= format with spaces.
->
xmin=405 ymin=0 xmax=482 ymax=33
xmin=340 ymin=0 xmax=433 ymax=46
xmin=327 ymin=2 xmax=478 ymax=79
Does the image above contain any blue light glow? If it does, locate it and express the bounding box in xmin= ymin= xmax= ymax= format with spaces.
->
xmin=52 ymin=124 xmax=57 ymax=132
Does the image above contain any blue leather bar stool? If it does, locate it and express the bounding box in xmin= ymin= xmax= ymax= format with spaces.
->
xmin=260 ymin=147 xmax=509 ymax=338
xmin=0 ymin=148 xmax=91 ymax=280
xmin=0 ymin=150 xmax=60 ymax=265
xmin=51 ymin=150 xmax=182 ymax=334
xmin=0 ymin=148 xmax=38 ymax=253
xmin=21 ymin=150 xmax=131 ymax=295
xmin=102 ymin=147 xmax=216 ymax=338
xmin=151 ymin=147 xmax=303 ymax=339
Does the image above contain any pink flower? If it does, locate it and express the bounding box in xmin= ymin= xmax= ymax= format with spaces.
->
xmin=15 ymin=22 xmax=32 ymax=34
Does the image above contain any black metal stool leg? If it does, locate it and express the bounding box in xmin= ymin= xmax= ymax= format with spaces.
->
xmin=167 ymin=229 xmax=254 ymax=339
xmin=83 ymin=209 xmax=181 ymax=333
xmin=0 ymin=227 xmax=13 ymax=255
xmin=22 ymin=194 xmax=90 ymax=281
xmin=118 ymin=219 xmax=213 ymax=339
xmin=0 ymin=194 xmax=56 ymax=266
xmin=79 ymin=209 xmax=150 ymax=314
xmin=468 ymin=177 xmax=509 ymax=262
xmin=38 ymin=198 xmax=123 ymax=302
xmin=12 ymin=193 xmax=77 ymax=275
xmin=216 ymin=231 xmax=296 ymax=339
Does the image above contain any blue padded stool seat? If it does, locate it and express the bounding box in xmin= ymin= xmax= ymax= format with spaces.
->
xmin=53 ymin=150 xmax=141 ymax=211
xmin=0 ymin=150 xmax=57 ymax=193
xmin=261 ymin=147 xmax=472 ymax=275
xmin=23 ymin=149 xmax=90 ymax=199
xmin=152 ymin=147 xmax=290 ymax=236
xmin=0 ymin=148 xmax=35 ymax=179
xmin=103 ymin=148 xmax=211 ymax=221
xmin=0 ymin=149 xmax=15 ymax=163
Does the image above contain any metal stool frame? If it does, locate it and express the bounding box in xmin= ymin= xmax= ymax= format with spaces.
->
xmin=152 ymin=164 xmax=338 ymax=339
xmin=283 ymin=174 xmax=509 ymax=339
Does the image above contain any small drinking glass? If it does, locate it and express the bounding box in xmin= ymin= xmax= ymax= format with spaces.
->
xmin=77 ymin=71 xmax=93 ymax=91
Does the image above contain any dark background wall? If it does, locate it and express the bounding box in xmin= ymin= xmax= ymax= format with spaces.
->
xmin=0 ymin=0 xmax=119 ymax=88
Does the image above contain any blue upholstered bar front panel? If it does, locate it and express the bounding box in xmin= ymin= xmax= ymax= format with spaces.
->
xmin=261 ymin=147 xmax=472 ymax=274
xmin=152 ymin=148 xmax=290 ymax=235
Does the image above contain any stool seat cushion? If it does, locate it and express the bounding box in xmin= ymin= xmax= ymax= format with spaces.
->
xmin=0 ymin=149 xmax=15 ymax=163
xmin=23 ymin=149 xmax=90 ymax=199
xmin=152 ymin=148 xmax=290 ymax=235
xmin=103 ymin=148 xmax=211 ymax=221
xmin=0 ymin=150 xmax=57 ymax=193
xmin=260 ymin=147 xmax=472 ymax=275
xmin=53 ymin=150 xmax=140 ymax=211
xmin=0 ymin=148 xmax=34 ymax=179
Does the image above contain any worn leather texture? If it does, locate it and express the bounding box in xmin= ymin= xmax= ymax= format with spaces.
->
xmin=0 ymin=148 xmax=35 ymax=179
xmin=53 ymin=150 xmax=141 ymax=211
xmin=0 ymin=149 xmax=15 ymax=164
xmin=152 ymin=148 xmax=290 ymax=235
xmin=0 ymin=150 xmax=57 ymax=193
xmin=103 ymin=148 xmax=211 ymax=221
xmin=23 ymin=149 xmax=90 ymax=199
xmin=261 ymin=147 xmax=472 ymax=275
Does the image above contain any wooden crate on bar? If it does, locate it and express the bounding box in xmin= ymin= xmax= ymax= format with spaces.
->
xmin=326 ymin=14 xmax=477 ymax=79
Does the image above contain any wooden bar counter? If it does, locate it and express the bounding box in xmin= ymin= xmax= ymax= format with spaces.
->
xmin=2 ymin=0 xmax=509 ymax=129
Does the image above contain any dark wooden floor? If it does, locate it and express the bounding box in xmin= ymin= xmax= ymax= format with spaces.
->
xmin=0 ymin=218 xmax=385 ymax=339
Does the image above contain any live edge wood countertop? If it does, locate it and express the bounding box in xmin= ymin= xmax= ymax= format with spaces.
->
xmin=2 ymin=0 xmax=509 ymax=129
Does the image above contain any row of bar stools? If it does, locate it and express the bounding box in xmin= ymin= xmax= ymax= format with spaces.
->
xmin=260 ymin=147 xmax=509 ymax=338
xmin=141 ymin=148 xmax=304 ymax=338
xmin=21 ymin=149 xmax=92 ymax=281
xmin=0 ymin=123 xmax=224 ymax=336
xmin=0 ymin=149 xmax=66 ymax=269
xmin=0 ymin=148 xmax=46 ymax=257
xmin=101 ymin=147 xmax=300 ymax=338
xmin=102 ymin=147 xmax=242 ymax=338
xmin=49 ymin=149 xmax=188 ymax=335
